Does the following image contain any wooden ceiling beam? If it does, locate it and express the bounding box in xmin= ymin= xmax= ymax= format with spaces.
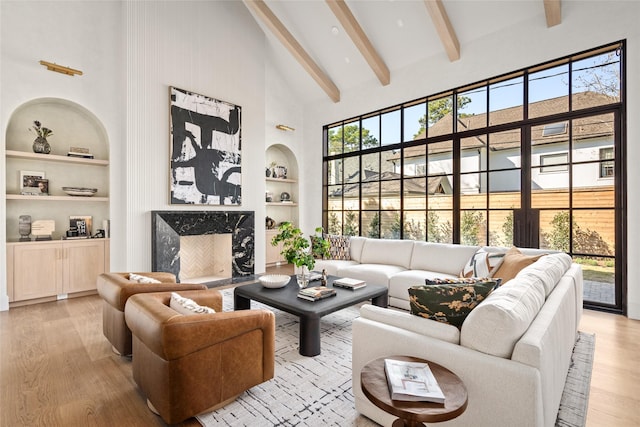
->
xmin=326 ymin=0 xmax=390 ymax=86
xmin=544 ymin=0 xmax=562 ymax=27
xmin=243 ymin=0 xmax=340 ymax=103
xmin=423 ymin=0 xmax=460 ymax=62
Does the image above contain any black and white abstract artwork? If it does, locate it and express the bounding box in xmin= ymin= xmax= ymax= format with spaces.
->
xmin=169 ymin=87 xmax=241 ymax=205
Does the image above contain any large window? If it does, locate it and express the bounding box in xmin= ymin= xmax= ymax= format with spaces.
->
xmin=323 ymin=41 xmax=626 ymax=313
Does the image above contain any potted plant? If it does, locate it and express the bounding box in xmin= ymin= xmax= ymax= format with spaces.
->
xmin=271 ymin=222 xmax=329 ymax=288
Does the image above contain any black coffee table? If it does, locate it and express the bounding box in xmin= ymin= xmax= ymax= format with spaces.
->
xmin=234 ymin=275 xmax=388 ymax=357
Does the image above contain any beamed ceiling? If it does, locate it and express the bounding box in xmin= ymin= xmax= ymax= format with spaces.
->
xmin=242 ymin=0 xmax=562 ymax=103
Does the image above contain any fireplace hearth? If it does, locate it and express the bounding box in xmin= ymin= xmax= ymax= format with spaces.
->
xmin=151 ymin=210 xmax=255 ymax=286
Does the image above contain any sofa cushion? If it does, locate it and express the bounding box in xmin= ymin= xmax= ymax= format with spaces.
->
xmin=128 ymin=273 xmax=161 ymax=284
xmin=410 ymin=242 xmax=479 ymax=275
xmin=460 ymin=249 xmax=505 ymax=278
xmin=349 ymin=236 xmax=367 ymax=262
xmin=408 ymin=280 xmax=497 ymax=328
xmin=170 ymin=292 xmax=216 ymax=315
xmin=515 ymin=252 xmax=572 ymax=297
xmin=323 ymin=234 xmax=351 ymax=260
xmin=360 ymin=238 xmax=415 ymax=268
xmin=490 ymin=247 xmax=546 ymax=284
xmin=313 ymin=259 xmax=358 ymax=276
xmin=336 ymin=263 xmax=407 ymax=286
xmin=388 ymin=270 xmax=459 ymax=302
xmin=460 ymin=275 xmax=546 ymax=358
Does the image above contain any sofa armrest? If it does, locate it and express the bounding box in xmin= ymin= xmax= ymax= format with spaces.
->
xmin=125 ymin=292 xmax=275 ymax=361
xmin=360 ymin=304 xmax=460 ymax=344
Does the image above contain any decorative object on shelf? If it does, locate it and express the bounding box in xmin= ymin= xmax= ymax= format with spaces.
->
xmin=62 ymin=187 xmax=97 ymax=197
xmin=280 ymin=191 xmax=291 ymax=202
xmin=259 ymin=274 xmax=291 ymax=289
xmin=266 ymin=216 xmax=276 ymax=229
xmin=169 ymin=86 xmax=241 ymax=206
xmin=265 ymin=167 xmax=271 ymax=177
xmin=36 ymin=179 xmax=49 ymax=195
xmin=39 ymin=60 xmax=83 ymax=76
xmin=70 ymin=215 xmax=93 ymax=236
xmin=67 ymin=146 xmax=94 ymax=159
xmin=274 ymin=165 xmax=287 ymax=179
xmin=30 ymin=120 xmax=53 ymax=154
xmin=20 ymin=170 xmax=46 ymax=195
xmin=266 ymin=191 xmax=273 ymax=202
xmin=270 ymin=222 xmax=329 ymax=288
xmin=19 ymin=215 xmax=32 ymax=242
xmin=32 ymin=219 xmax=55 ymax=241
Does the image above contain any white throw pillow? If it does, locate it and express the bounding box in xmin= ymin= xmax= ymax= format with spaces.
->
xmin=460 ymin=249 xmax=505 ymax=278
xmin=128 ymin=273 xmax=161 ymax=284
xmin=170 ymin=292 xmax=215 ymax=315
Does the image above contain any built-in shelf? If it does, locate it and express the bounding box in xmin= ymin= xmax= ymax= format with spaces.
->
xmin=6 ymin=150 xmax=109 ymax=166
xmin=265 ymin=177 xmax=297 ymax=184
xmin=6 ymin=194 xmax=109 ymax=202
xmin=266 ymin=202 xmax=298 ymax=207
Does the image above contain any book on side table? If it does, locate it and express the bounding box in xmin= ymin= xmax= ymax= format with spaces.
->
xmin=333 ymin=277 xmax=367 ymax=290
xmin=297 ymin=286 xmax=337 ymax=301
xmin=384 ymin=358 xmax=446 ymax=403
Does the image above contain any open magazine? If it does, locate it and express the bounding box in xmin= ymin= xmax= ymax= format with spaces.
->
xmin=384 ymin=359 xmax=445 ymax=403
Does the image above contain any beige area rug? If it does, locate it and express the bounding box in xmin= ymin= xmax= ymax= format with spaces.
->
xmin=197 ymin=289 xmax=594 ymax=427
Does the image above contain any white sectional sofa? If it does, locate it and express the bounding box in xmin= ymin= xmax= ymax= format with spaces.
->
xmin=316 ymin=236 xmax=583 ymax=427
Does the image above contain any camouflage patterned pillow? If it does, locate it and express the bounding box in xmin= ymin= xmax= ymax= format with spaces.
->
xmin=408 ymin=279 xmax=499 ymax=328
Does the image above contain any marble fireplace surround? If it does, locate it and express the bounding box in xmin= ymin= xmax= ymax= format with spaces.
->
xmin=151 ymin=210 xmax=255 ymax=285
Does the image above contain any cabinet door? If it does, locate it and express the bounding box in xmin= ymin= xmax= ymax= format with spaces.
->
xmin=12 ymin=243 xmax=62 ymax=301
xmin=266 ymin=230 xmax=286 ymax=265
xmin=63 ymin=240 xmax=105 ymax=293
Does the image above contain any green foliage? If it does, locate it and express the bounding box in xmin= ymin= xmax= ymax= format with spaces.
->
xmin=367 ymin=212 xmax=380 ymax=238
xmin=501 ymin=211 xmax=514 ymax=247
xmin=427 ymin=211 xmax=451 ymax=243
xmin=543 ymin=211 xmax=613 ymax=256
xmin=414 ymin=96 xmax=472 ymax=138
xmin=328 ymin=212 xmax=341 ymax=235
xmin=328 ymin=124 xmax=378 ymax=154
xmin=460 ymin=211 xmax=484 ymax=246
xmin=343 ymin=211 xmax=359 ymax=236
xmin=546 ymin=211 xmax=571 ymax=252
xmin=404 ymin=218 xmax=425 ymax=241
xmin=271 ymin=222 xmax=329 ymax=270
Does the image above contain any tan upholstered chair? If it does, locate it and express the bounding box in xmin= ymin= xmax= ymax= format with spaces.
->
xmin=124 ymin=290 xmax=275 ymax=424
xmin=96 ymin=272 xmax=207 ymax=356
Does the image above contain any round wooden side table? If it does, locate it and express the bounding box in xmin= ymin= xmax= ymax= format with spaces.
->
xmin=360 ymin=355 xmax=468 ymax=427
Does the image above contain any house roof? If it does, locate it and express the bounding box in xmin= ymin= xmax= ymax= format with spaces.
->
xmin=331 ymin=171 xmax=449 ymax=197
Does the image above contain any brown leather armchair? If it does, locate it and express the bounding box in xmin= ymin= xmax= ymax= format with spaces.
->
xmin=124 ymin=290 xmax=275 ymax=424
xmin=96 ymin=272 xmax=207 ymax=356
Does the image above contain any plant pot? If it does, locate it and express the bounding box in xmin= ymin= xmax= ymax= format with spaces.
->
xmin=33 ymin=137 xmax=51 ymax=154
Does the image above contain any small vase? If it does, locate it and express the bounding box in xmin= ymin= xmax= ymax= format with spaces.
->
xmin=33 ymin=137 xmax=51 ymax=154
xmin=295 ymin=265 xmax=310 ymax=289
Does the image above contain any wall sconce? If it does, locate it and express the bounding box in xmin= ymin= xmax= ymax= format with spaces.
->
xmin=39 ymin=60 xmax=83 ymax=77
xmin=276 ymin=124 xmax=295 ymax=132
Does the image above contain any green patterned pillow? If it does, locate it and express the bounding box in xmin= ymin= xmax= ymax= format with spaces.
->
xmin=324 ymin=234 xmax=351 ymax=260
xmin=409 ymin=279 xmax=499 ymax=328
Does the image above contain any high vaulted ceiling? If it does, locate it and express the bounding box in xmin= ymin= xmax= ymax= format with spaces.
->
xmin=243 ymin=0 xmax=562 ymax=104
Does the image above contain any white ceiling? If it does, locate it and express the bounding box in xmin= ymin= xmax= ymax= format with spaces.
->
xmin=243 ymin=0 xmax=554 ymax=104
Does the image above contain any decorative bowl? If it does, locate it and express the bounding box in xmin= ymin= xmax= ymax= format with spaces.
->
xmin=259 ymin=274 xmax=291 ymax=289
xmin=62 ymin=187 xmax=98 ymax=197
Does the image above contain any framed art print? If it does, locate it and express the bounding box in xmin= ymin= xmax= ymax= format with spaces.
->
xmin=20 ymin=170 xmax=45 ymax=195
xmin=169 ymin=87 xmax=242 ymax=205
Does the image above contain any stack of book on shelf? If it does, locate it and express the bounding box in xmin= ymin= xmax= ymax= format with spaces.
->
xmin=297 ymin=286 xmax=336 ymax=301
xmin=384 ymin=359 xmax=446 ymax=403
xmin=67 ymin=146 xmax=94 ymax=159
xmin=333 ymin=277 xmax=366 ymax=290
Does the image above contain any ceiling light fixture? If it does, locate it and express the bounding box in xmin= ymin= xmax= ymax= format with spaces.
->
xmin=276 ymin=124 xmax=295 ymax=132
xmin=331 ymin=26 xmax=339 ymax=35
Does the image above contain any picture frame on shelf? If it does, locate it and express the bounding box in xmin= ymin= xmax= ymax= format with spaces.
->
xmin=69 ymin=215 xmax=93 ymax=237
xmin=20 ymin=170 xmax=45 ymax=195
xmin=169 ymin=86 xmax=242 ymax=206
xmin=35 ymin=178 xmax=49 ymax=195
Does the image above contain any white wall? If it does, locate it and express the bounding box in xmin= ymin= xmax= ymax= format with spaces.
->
xmin=0 ymin=0 xmax=271 ymax=310
xmin=301 ymin=1 xmax=640 ymax=319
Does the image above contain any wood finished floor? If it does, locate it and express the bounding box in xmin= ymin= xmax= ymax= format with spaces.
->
xmin=1 ymin=268 xmax=638 ymax=426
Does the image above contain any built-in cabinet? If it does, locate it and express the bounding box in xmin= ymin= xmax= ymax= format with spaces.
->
xmin=7 ymin=239 xmax=109 ymax=305
xmin=265 ymin=144 xmax=298 ymax=266
xmin=4 ymin=97 xmax=111 ymax=306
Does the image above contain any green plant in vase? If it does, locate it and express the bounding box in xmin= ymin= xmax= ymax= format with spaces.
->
xmin=271 ymin=222 xmax=329 ymax=288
